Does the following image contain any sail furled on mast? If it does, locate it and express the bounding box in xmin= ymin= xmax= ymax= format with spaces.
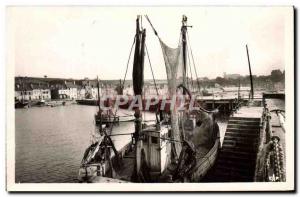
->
xmin=132 ymin=16 xmax=146 ymax=96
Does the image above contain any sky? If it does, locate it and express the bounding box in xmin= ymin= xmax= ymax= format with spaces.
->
xmin=8 ymin=6 xmax=292 ymax=80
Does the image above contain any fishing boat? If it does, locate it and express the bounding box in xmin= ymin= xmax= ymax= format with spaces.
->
xmin=78 ymin=15 xmax=220 ymax=183
xmin=94 ymin=112 xmax=135 ymax=125
xmin=92 ymin=77 xmax=123 ymax=126
xmin=76 ymin=99 xmax=98 ymax=106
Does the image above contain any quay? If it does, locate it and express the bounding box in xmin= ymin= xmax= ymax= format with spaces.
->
xmin=204 ymin=98 xmax=285 ymax=182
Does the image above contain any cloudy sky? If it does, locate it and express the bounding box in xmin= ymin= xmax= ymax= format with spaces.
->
xmin=8 ymin=6 xmax=292 ymax=80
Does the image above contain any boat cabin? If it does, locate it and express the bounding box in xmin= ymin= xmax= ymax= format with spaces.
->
xmin=137 ymin=124 xmax=172 ymax=176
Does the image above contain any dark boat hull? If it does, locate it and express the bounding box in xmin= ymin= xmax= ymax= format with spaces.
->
xmin=189 ymin=138 xmax=220 ymax=181
xmin=15 ymin=101 xmax=28 ymax=108
xmin=76 ymin=99 xmax=98 ymax=106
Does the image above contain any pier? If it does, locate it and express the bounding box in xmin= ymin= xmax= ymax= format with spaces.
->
xmin=204 ymin=97 xmax=285 ymax=182
xmin=198 ymin=98 xmax=241 ymax=113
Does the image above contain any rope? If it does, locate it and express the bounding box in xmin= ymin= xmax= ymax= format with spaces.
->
xmin=145 ymin=43 xmax=161 ymax=123
xmin=106 ymin=36 xmax=136 ymax=139
xmin=145 ymin=14 xmax=182 ymax=96
xmin=187 ymin=44 xmax=194 ymax=90
xmin=145 ymin=44 xmax=159 ymax=96
xmin=122 ymin=36 xmax=136 ymax=89
xmin=144 ymin=15 xmax=158 ymax=36
xmin=186 ymin=55 xmax=190 ymax=90
xmin=186 ymin=31 xmax=201 ymax=92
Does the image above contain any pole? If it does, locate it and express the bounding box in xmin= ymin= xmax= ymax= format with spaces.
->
xmin=131 ymin=16 xmax=146 ymax=181
xmin=246 ymin=45 xmax=254 ymax=99
xmin=181 ymin=15 xmax=188 ymax=94
xmin=97 ymin=76 xmax=102 ymax=132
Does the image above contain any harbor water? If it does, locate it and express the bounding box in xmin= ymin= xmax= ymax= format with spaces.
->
xmin=15 ymin=105 xmax=136 ymax=183
xmin=15 ymin=98 xmax=284 ymax=183
xmin=15 ymin=104 xmax=228 ymax=183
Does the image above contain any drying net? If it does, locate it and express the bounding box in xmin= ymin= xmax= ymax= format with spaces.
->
xmin=160 ymin=38 xmax=218 ymax=166
xmin=159 ymin=39 xmax=184 ymax=156
xmin=159 ymin=40 xmax=184 ymax=95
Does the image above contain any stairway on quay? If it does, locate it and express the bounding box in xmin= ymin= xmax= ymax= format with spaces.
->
xmin=203 ymin=106 xmax=263 ymax=182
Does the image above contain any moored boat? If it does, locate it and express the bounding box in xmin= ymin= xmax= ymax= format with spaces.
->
xmin=15 ymin=100 xmax=29 ymax=108
xmin=78 ymin=15 xmax=221 ymax=183
xmin=36 ymin=99 xmax=46 ymax=106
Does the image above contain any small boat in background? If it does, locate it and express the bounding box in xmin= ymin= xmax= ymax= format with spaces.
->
xmin=202 ymin=89 xmax=213 ymax=96
xmin=76 ymin=99 xmax=97 ymax=106
xmin=36 ymin=99 xmax=46 ymax=107
xmin=15 ymin=99 xmax=29 ymax=108
xmin=94 ymin=111 xmax=119 ymax=125
xmin=94 ymin=112 xmax=134 ymax=125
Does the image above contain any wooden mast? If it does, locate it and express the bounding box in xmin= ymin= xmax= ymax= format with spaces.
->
xmin=246 ymin=45 xmax=254 ymax=99
xmin=181 ymin=15 xmax=188 ymax=93
xmin=131 ymin=15 xmax=146 ymax=181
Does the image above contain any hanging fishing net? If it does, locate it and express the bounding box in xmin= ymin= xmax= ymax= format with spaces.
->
xmin=159 ymin=40 xmax=184 ymax=96
xmin=159 ymin=39 xmax=184 ymax=156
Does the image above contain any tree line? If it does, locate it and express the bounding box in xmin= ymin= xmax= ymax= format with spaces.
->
xmin=196 ymin=69 xmax=285 ymax=88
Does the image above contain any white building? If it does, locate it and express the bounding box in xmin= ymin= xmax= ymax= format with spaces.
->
xmin=15 ymin=83 xmax=50 ymax=101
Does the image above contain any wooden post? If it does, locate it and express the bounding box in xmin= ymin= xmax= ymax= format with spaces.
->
xmin=246 ymin=45 xmax=254 ymax=99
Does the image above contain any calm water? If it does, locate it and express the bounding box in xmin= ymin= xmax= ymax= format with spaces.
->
xmin=15 ymin=104 xmax=226 ymax=183
xmin=15 ymin=99 xmax=284 ymax=183
xmin=15 ymin=105 xmax=136 ymax=183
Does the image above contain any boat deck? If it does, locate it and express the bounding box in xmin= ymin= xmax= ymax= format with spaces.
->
xmin=115 ymin=151 xmax=135 ymax=181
